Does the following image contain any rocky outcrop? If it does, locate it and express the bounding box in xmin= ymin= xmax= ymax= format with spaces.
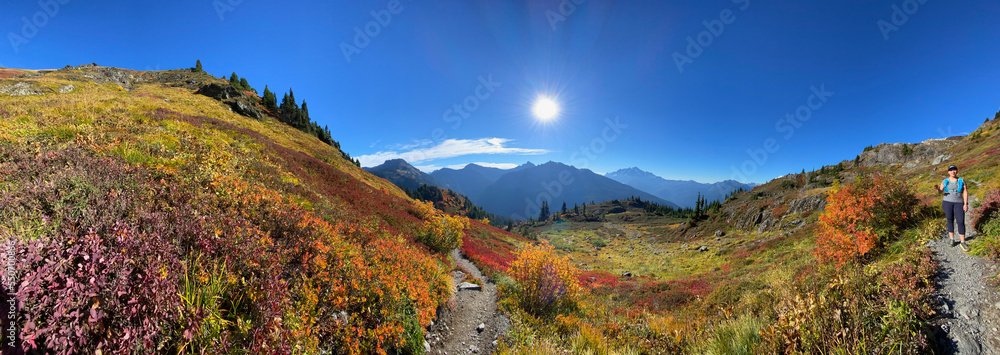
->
xmin=733 ymin=208 xmax=768 ymax=232
xmin=196 ymin=83 xmax=242 ymax=100
xmin=61 ymin=64 xmax=142 ymax=90
xmin=857 ymin=138 xmax=960 ymax=168
xmin=730 ymin=195 xmax=824 ymax=233
xmin=788 ymin=195 xmax=826 ymax=215
xmin=755 ymin=210 xmax=781 ymax=234
xmin=196 ymin=84 xmax=264 ymax=120
xmin=0 ymin=82 xmax=46 ymax=96
xmin=227 ymin=98 xmax=263 ymax=120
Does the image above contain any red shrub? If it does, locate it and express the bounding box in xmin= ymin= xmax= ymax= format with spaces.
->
xmin=971 ymin=188 xmax=1000 ymax=233
xmin=880 ymin=249 xmax=937 ymax=319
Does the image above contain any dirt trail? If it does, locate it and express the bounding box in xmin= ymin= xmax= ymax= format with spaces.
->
xmin=424 ymin=249 xmax=510 ymax=354
xmin=931 ymin=195 xmax=1000 ymax=354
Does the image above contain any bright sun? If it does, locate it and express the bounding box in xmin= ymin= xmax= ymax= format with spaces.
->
xmin=532 ymin=97 xmax=559 ymax=120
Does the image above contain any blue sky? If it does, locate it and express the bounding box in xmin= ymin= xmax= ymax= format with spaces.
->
xmin=2 ymin=0 xmax=998 ymax=183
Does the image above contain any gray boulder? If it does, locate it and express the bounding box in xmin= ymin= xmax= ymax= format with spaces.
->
xmin=228 ymin=99 xmax=263 ymax=120
xmin=196 ymin=83 xmax=242 ymax=100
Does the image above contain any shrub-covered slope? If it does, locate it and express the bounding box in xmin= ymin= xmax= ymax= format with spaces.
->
xmin=0 ymin=65 xmax=526 ymax=354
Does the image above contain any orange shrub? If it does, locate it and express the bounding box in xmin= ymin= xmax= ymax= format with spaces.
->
xmin=508 ymin=242 xmax=583 ymax=315
xmin=814 ymin=174 xmax=917 ymax=267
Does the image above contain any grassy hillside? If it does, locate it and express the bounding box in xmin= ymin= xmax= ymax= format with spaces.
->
xmin=0 ymin=66 xmax=528 ymax=354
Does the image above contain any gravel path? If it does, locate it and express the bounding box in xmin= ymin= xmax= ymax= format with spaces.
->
xmin=424 ymin=249 xmax=510 ymax=355
xmin=931 ymin=196 xmax=1000 ymax=354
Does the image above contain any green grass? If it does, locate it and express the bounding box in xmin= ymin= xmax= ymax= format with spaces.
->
xmin=694 ymin=314 xmax=765 ymax=355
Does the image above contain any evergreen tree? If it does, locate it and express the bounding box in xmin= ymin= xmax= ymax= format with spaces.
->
xmin=574 ymin=204 xmax=579 ymax=214
xmin=229 ymin=72 xmax=240 ymax=88
xmin=194 ymin=59 xmax=203 ymax=72
xmin=280 ymin=92 xmax=294 ymax=125
xmin=239 ymin=77 xmax=251 ymax=92
xmin=262 ymin=86 xmax=277 ymax=111
xmin=561 ymin=202 xmax=567 ymax=214
xmin=539 ymin=201 xmax=550 ymax=221
xmin=300 ymin=100 xmax=310 ymax=128
xmin=695 ymin=192 xmax=703 ymax=216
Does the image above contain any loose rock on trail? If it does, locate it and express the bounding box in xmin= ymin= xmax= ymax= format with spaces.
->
xmin=424 ymin=250 xmax=510 ymax=354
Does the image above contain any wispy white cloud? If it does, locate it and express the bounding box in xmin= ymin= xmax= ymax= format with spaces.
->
xmin=358 ymin=138 xmax=549 ymax=167
xmin=385 ymin=139 xmax=433 ymax=151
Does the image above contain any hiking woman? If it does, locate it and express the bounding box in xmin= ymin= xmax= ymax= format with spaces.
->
xmin=935 ymin=165 xmax=970 ymax=251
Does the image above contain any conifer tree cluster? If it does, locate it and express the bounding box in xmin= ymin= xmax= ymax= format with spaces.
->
xmin=198 ymin=60 xmax=360 ymax=166
xmin=277 ymin=88 xmax=336 ymax=147
xmin=229 ymin=72 xmax=256 ymax=93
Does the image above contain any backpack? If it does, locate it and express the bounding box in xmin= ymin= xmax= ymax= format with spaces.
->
xmin=943 ymin=178 xmax=964 ymax=193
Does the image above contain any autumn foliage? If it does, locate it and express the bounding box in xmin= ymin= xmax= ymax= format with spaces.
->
xmin=0 ymin=145 xmax=458 ymax=354
xmin=417 ymin=206 xmax=471 ymax=253
xmin=972 ymin=188 xmax=1000 ymax=234
xmin=814 ymin=174 xmax=917 ymax=267
xmin=508 ymin=242 xmax=583 ymax=316
xmin=971 ymin=188 xmax=1000 ymax=260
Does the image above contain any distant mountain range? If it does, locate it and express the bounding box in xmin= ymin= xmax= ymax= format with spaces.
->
xmin=365 ymin=160 xmax=679 ymax=220
xmin=604 ymin=167 xmax=756 ymax=208
xmin=362 ymin=159 xmax=437 ymax=190
xmin=475 ymin=162 xmax=676 ymax=219
xmin=430 ymin=162 xmax=533 ymax=199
